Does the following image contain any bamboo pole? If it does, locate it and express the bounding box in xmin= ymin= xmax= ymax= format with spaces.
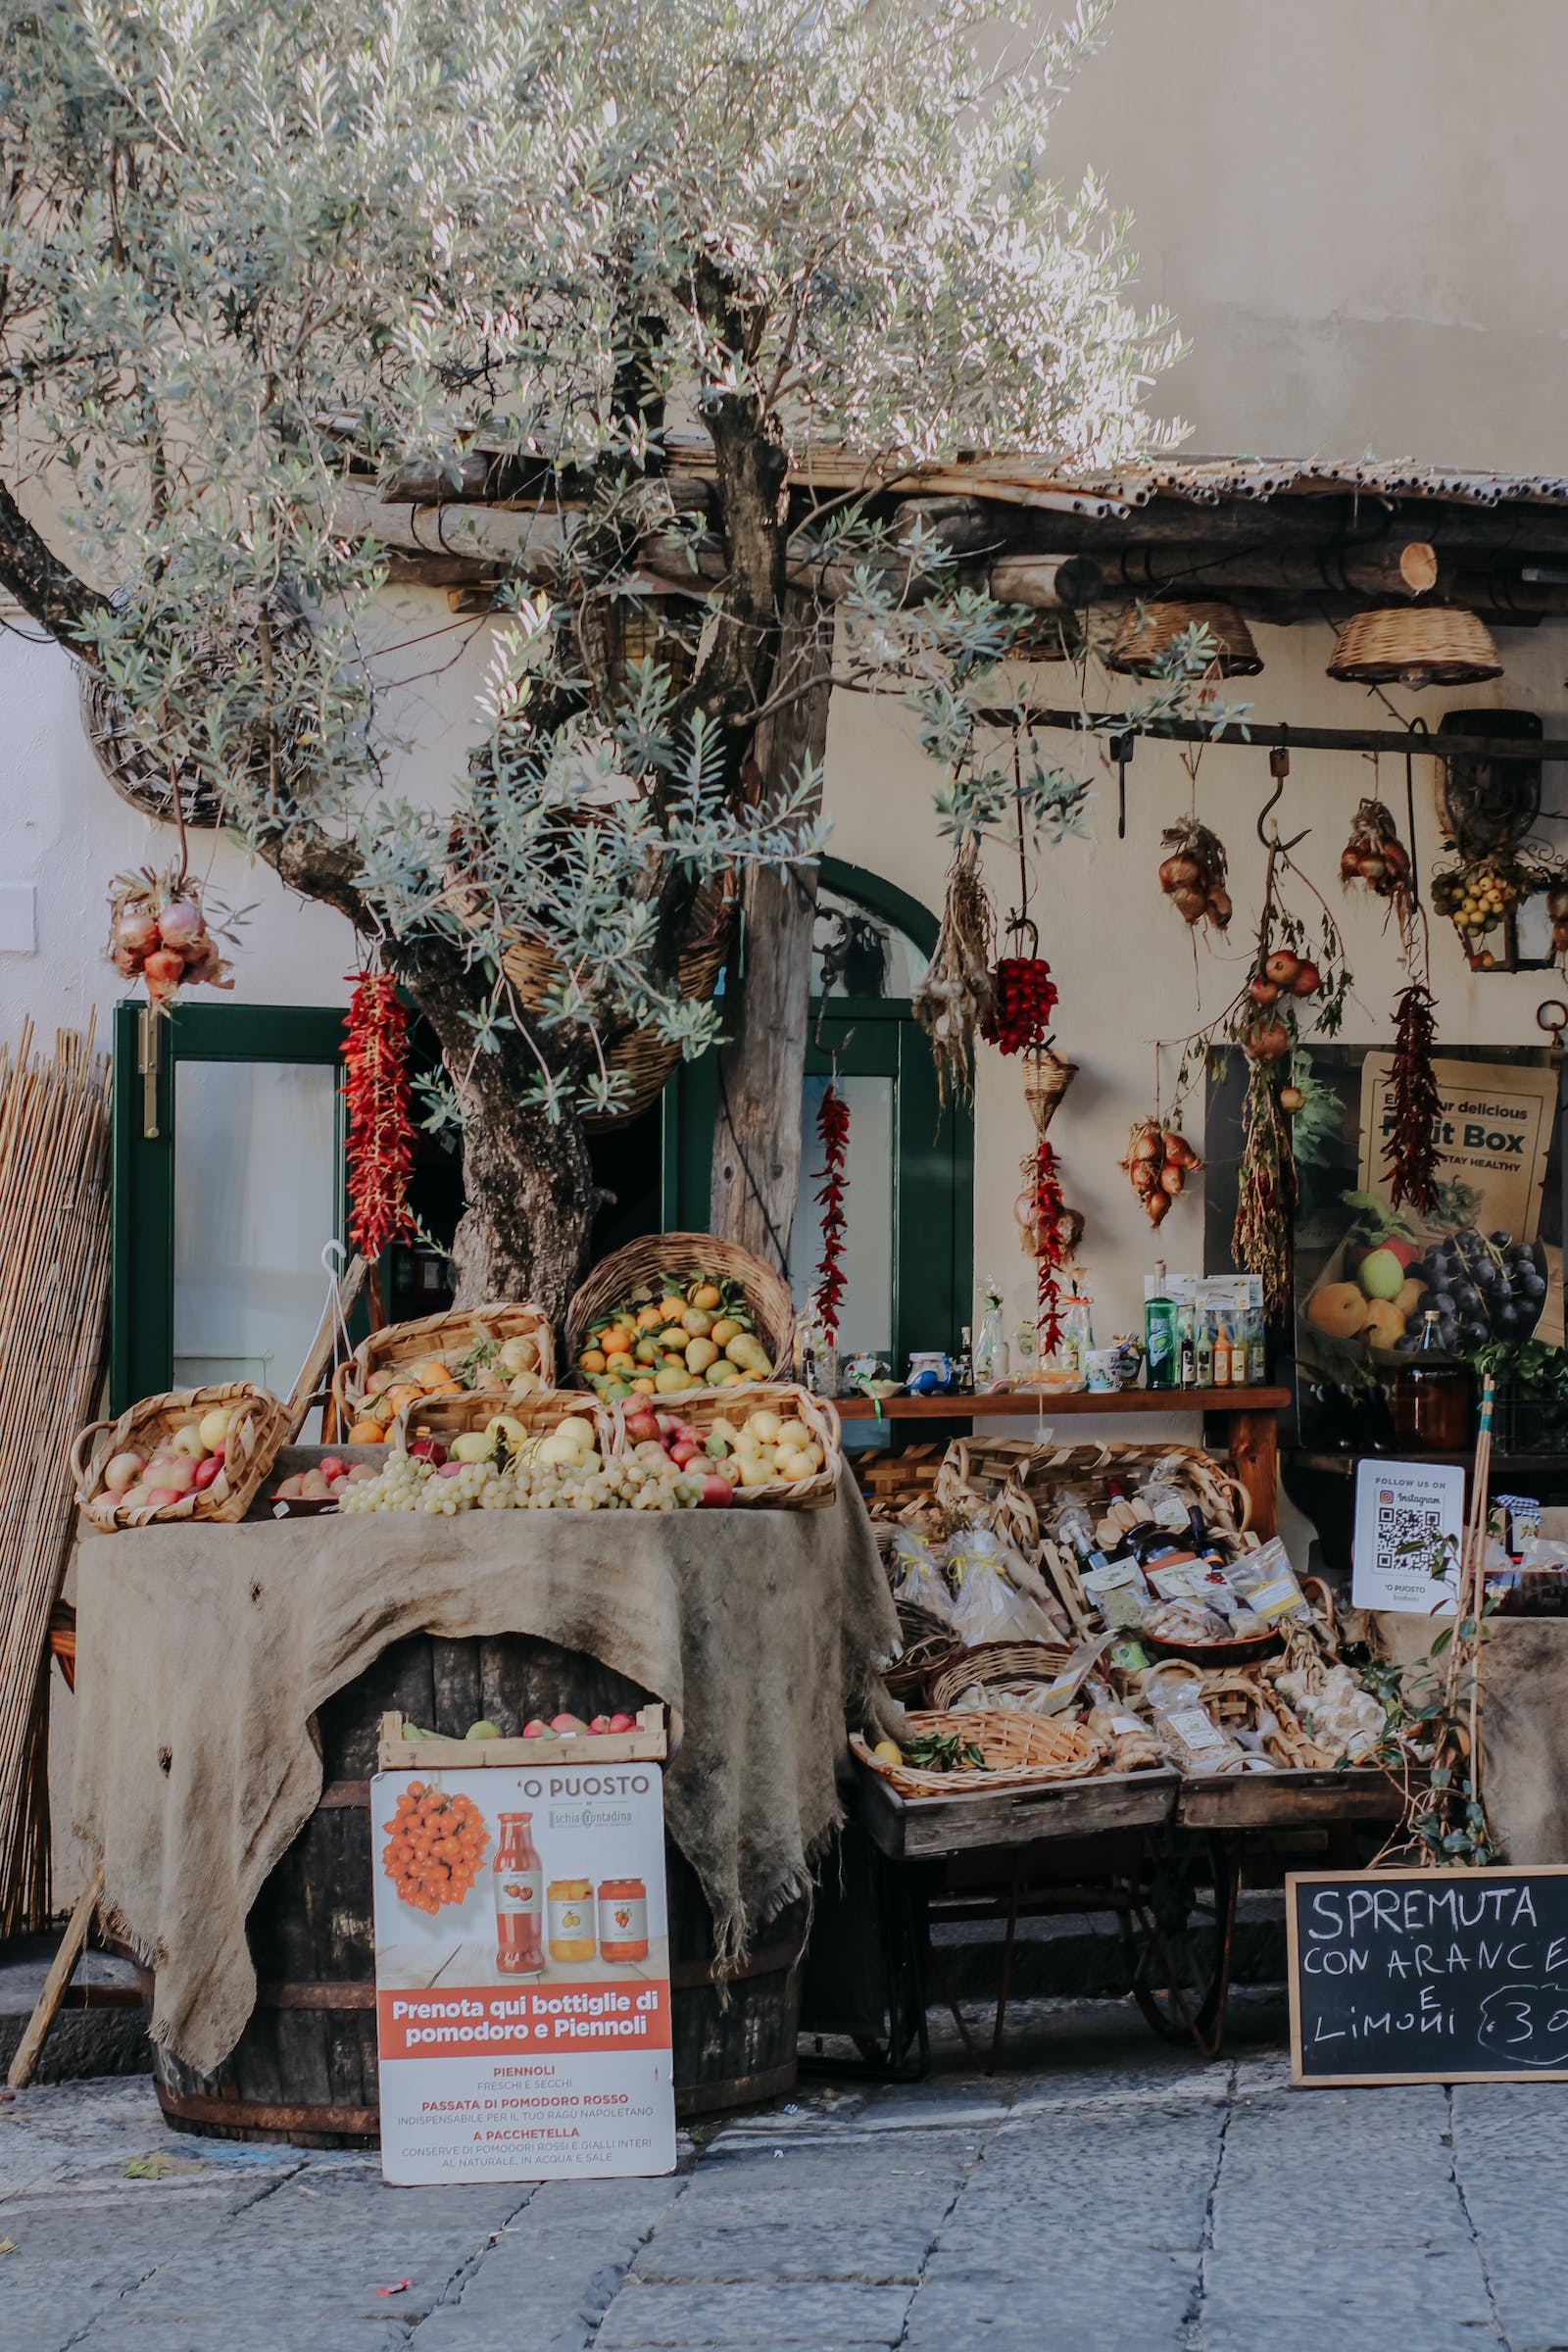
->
xmin=0 ymin=1023 xmax=112 ymax=1936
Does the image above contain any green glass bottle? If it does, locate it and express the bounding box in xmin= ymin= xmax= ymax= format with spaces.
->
xmin=1145 ymin=1260 xmax=1179 ymax=1392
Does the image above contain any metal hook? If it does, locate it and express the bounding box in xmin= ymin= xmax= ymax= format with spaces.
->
xmin=1256 ymin=731 xmax=1310 ymax=853
xmin=1110 ymin=732 xmax=1133 ymax=841
xmin=1537 ymin=999 xmax=1568 ymax=1048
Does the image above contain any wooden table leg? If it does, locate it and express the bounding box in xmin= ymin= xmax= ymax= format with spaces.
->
xmin=1226 ymin=1404 xmax=1278 ymax=1540
xmin=8 ymin=1865 xmax=102 ymax=2089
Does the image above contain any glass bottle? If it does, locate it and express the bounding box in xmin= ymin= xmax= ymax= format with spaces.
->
xmin=1145 ymin=1261 xmax=1179 ymax=1392
xmin=956 ymin=1326 xmax=974 ymax=1394
xmin=1195 ymin=1308 xmax=1214 ymax=1390
xmin=974 ymin=1292 xmax=1008 ymax=1385
xmin=494 ymin=1812 xmax=544 ymax=1977
xmin=1212 ymin=1314 xmax=1233 ymax=1389
xmin=1178 ymin=1301 xmax=1197 ymax=1390
xmin=1062 ymin=1288 xmax=1095 ymax=1381
xmin=1390 ymin=1311 xmax=1474 ymax=1451
xmin=1244 ymin=1300 xmax=1267 ymax=1386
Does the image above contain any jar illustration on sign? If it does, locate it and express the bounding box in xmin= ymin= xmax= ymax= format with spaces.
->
xmin=598 ymin=1878 xmax=650 ymax=1963
xmin=547 ymin=1879 xmax=597 ymax=1964
xmin=493 ymin=1813 xmax=544 ymax=1976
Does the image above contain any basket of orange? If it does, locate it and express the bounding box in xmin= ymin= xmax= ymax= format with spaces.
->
xmin=332 ymin=1303 xmax=556 ymax=1443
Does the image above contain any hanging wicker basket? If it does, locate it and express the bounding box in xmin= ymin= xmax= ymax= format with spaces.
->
xmin=1107 ymin=601 xmax=1262 ymax=678
xmin=1022 ymin=1044 xmax=1079 ymax=1136
xmin=1328 ymin=604 xmax=1502 ymax=687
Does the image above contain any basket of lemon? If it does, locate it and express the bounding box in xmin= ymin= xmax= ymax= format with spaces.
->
xmin=331 ymin=1303 xmax=556 ymax=1443
xmin=565 ymin=1234 xmax=794 ymax=1404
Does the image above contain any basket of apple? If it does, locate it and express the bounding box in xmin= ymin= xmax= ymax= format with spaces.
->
xmin=616 ymin=1384 xmax=842 ymax=1508
xmin=72 ymin=1383 xmax=290 ymax=1531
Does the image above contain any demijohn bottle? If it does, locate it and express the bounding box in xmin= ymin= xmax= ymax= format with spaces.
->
xmin=1390 ymin=1310 xmax=1473 ymax=1451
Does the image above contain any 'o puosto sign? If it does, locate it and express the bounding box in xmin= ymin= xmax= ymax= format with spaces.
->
xmin=371 ymin=1723 xmax=676 ymax=2184
xmin=1288 ymin=1867 xmax=1568 ymax=2085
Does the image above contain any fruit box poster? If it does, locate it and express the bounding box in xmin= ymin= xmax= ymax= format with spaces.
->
xmin=1299 ymin=1055 xmax=1561 ymax=1379
xmin=370 ymin=1763 xmax=675 ymax=2186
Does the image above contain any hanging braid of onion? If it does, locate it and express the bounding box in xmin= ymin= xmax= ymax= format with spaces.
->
xmin=913 ymin=838 xmax=995 ymax=1107
xmin=1232 ymin=1058 xmax=1298 ymax=1323
xmin=1383 ymin=981 xmax=1443 ymax=1217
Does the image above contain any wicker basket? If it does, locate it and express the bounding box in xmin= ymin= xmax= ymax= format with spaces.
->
xmin=502 ymin=890 xmax=732 ymax=1132
xmin=392 ymin=1388 xmax=614 ymax=1459
xmin=1107 ymin=601 xmax=1262 ymax=679
xmin=1200 ymin=1667 xmax=1330 ymax=1769
xmin=72 ymin=1383 xmax=290 ymax=1532
xmin=330 ymin=1302 xmax=556 ymax=1429
xmin=612 ymin=1381 xmax=841 ymax=1507
xmin=924 ymin=1640 xmax=1077 ymax=1711
xmin=942 ymin=1438 xmax=1250 ymax=1537
xmin=566 ymin=1233 xmax=794 ymax=1375
xmin=852 ymin=1707 xmax=1104 ymax=1798
xmin=1023 ymin=1044 xmax=1079 ymax=1137
xmin=1327 ymin=604 xmax=1501 ymax=687
xmin=884 ymin=1601 xmax=962 ymax=1703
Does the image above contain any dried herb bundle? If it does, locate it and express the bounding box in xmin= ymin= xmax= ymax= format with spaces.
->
xmin=1233 ymin=1059 xmax=1298 ymax=1322
xmin=913 ymin=840 xmax=995 ymax=1105
xmin=1383 ymin=981 xmax=1443 ymax=1217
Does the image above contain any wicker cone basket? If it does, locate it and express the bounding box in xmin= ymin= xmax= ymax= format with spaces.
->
xmin=330 ymin=1302 xmax=557 ymax=1429
xmin=1107 ymin=601 xmax=1262 ymax=679
xmin=566 ymin=1233 xmax=795 ymax=1375
xmin=1022 ymin=1044 xmax=1079 ymax=1137
xmin=72 ymin=1384 xmax=289 ymax=1531
xmin=1327 ymin=603 xmax=1502 ymax=687
xmin=391 ymin=1388 xmax=614 ymax=1459
xmin=852 ymin=1707 xmax=1104 ymax=1798
xmin=612 ymin=1381 xmax=842 ymax=1507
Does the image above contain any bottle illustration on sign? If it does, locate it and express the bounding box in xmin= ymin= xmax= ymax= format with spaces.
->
xmin=494 ymin=1813 xmax=544 ymax=1976
xmin=599 ymin=1877 xmax=650 ymax=1963
xmin=548 ymin=1879 xmax=597 ymax=1965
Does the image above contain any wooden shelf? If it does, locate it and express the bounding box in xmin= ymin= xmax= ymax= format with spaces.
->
xmin=836 ymin=1387 xmax=1290 ymax=1420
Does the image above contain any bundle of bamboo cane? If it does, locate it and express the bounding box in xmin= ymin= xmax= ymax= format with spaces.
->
xmin=0 ymin=1022 xmax=111 ymax=1935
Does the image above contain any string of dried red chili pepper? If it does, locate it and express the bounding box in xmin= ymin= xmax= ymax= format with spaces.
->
xmin=343 ymin=969 xmax=416 ymax=1261
xmin=1384 ymin=980 xmax=1443 ymax=1217
xmin=1032 ymin=1138 xmax=1066 ymax=1354
xmin=811 ymin=1081 xmax=851 ymax=1348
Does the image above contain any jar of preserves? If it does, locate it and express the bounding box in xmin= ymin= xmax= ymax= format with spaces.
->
xmin=547 ymin=1879 xmax=596 ymax=1965
xmin=494 ymin=1813 xmax=544 ymax=1977
xmin=1390 ymin=1311 xmax=1474 ymax=1451
xmin=598 ymin=1877 xmax=650 ymax=1964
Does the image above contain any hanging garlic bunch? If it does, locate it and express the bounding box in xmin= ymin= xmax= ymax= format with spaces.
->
xmin=913 ymin=839 xmax=995 ymax=1106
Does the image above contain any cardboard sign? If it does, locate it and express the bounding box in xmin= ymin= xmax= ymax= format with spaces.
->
xmin=1350 ymin=1457 xmax=1465 ymax=1615
xmin=371 ymin=1761 xmax=676 ymax=2184
xmin=1288 ymin=1867 xmax=1568 ymax=2085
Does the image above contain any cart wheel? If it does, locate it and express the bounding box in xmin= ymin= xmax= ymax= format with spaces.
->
xmin=1127 ymin=1834 xmax=1237 ymax=2057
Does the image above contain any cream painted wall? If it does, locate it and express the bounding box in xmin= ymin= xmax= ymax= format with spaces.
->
xmin=1044 ymin=0 xmax=1568 ymax=467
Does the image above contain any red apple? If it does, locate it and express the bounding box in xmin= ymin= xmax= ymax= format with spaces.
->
xmin=608 ymin=1712 xmax=636 ymax=1733
xmin=522 ymin=1719 xmax=547 ymax=1739
xmin=589 ymin=1714 xmax=612 ymax=1734
xmin=318 ymin=1455 xmax=345 ymax=1481
xmin=144 ymin=1487 xmax=184 ymax=1509
xmin=624 ymin=1412 xmax=661 ymax=1445
xmin=551 ymin=1712 xmax=587 ymax=1735
xmin=409 ymin=1438 xmax=448 ymax=1466
xmin=698 ymin=1474 xmax=733 ymax=1507
xmin=437 ymin=1460 xmax=464 ymax=1479
xmin=191 ymin=1455 xmax=223 ymax=1490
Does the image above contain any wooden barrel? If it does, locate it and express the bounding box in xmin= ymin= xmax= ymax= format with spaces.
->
xmin=149 ymin=1631 xmax=804 ymax=2146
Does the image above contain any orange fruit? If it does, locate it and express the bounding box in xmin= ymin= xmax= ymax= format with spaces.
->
xmin=347 ymin=1418 xmax=383 ymax=1445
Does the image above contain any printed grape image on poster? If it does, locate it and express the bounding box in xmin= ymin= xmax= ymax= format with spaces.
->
xmin=371 ymin=1760 xmax=675 ymax=2184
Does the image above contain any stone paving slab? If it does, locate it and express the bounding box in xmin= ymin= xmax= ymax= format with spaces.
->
xmin=5 ymin=1999 xmax=1568 ymax=2349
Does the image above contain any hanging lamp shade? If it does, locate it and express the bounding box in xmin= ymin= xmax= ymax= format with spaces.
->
xmin=1327 ymin=604 xmax=1501 ymax=688
xmin=1107 ymin=600 xmax=1262 ymax=678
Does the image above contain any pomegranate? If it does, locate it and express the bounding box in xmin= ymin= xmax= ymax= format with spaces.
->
xmin=1246 ymin=1018 xmax=1291 ymax=1062
xmin=1248 ymin=975 xmax=1279 ymax=1005
xmin=1290 ymin=960 xmax=1321 ymax=997
xmin=1279 ymin=1086 xmax=1305 ymax=1113
xmin=1263 ymin=951 xmax=1300 ymax=988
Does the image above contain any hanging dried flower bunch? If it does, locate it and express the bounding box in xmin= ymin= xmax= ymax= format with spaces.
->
xmin=1340 ymin=798 xmax=1413 ymax=919
xmin=343 ymin=969 xmax=416 ymax=1262
xmin=1119 ymin=1118 xmax=1202 ymax=1228
xmin=1383 ymin=981 xmax=1443 ymax=1217
xmin=811 ymin=1081 xmax=851 ymax=1349
xmin=1158 ymin=818 xmax=1232 ymax=931
xmin=913 ymin=839 xmax=995 ymax=1105
xmin=1233 ymin=1058 xmax=1298 ymax=1322
xmin=105 ymin=865 xmax=235 ymax=1006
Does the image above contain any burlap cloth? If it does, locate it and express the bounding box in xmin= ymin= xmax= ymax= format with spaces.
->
xmin=73 ymin=1470 xmax=898 ymax=2077
xmin=1365 ymin=1610 xmax=1568 ymax=1863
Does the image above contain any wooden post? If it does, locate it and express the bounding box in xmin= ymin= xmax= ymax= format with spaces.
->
xmin=710 ymin=599 xmax=834 ymax=1269
xmin=8 ymin=1864 xmax=102 ymax=2089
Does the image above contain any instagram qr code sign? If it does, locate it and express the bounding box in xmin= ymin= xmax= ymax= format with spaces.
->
xmin=1351 ymin=1458 xmax=1464 ymax=1615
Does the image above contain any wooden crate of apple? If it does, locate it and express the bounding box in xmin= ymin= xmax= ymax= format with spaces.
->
xmin=95 ymin=1401 xmax=247 ymax=1515
xmin=577 ymin=1277 xmax=771 ymax=1403
xmin=344 ymin=1333 xmax=547 ymax=1445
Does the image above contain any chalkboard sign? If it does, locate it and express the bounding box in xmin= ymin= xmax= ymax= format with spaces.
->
xmin=1288 ymin=1867 xmax=1568 ymax=2085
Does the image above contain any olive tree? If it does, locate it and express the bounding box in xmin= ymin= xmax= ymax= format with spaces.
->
xmin=0 ymin=0 xmax=1179 ymax=1311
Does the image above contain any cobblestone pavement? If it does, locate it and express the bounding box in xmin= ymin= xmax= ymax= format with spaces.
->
xmin=4 ymin=1997 xmax=1567 ymax=2351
